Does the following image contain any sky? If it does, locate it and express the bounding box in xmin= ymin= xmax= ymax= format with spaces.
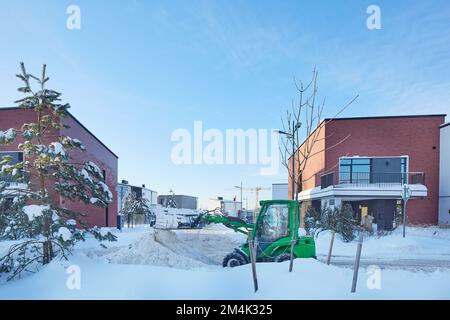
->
xmin=0 ymin=0 xmax=449 ymax=209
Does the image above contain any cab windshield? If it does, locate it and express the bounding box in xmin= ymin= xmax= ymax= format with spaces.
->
xmin=255 ymin=203 xmax=290 ymax=243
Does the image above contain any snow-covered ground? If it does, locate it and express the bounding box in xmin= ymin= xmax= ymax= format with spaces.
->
xmin=315 ymin=227 xmax=450 ymax=271
xmin=0 ymin=225 xmax=449 ymax=299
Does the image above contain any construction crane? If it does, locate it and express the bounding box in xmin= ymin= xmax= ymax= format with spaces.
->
xmin=226 ymin=185 xmax=271 ymax=221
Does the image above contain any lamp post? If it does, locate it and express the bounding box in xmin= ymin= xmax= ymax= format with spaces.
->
xmin=234 ymin=182 xmax=243 ymax=218
xmin=276 ymin=121 xmax=301 ymax=273
xmin=276 ymin=121 xmax=301 ymax=200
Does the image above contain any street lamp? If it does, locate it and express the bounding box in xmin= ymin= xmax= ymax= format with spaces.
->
xmin=234 ymin=182 xmax=243 ymax=218
xmin=276 ymin=121 xmax=301 ymax=273
xmin=276 ymin=121 xmax=301 ymax=200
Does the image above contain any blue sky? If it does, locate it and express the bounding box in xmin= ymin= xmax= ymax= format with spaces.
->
xmin=0 ymin=0 xmax=449 ymax=208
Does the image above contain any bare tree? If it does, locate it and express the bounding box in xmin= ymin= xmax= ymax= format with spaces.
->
xmin=278 ymin=67 xmax=358 ymax=272
xmin=280 ymin=67 xmax=358 ymax=202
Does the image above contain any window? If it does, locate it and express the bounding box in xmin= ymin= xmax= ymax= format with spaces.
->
xmin=0 ymin=151 xmax=24 ymax=182
xmin=0 ymin=151 xmax=23 ymax=165
xmin=339 ymin=158 xmax=370 ymax=184
xmin=339 ymin=156 xmax=408 ymax=184
xmin=255 ymin=203 xmax=290 ymax=242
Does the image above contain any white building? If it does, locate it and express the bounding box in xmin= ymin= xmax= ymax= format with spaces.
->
xmin=117 ymin=181 xmax=158 ymax=215
xmin=439 ymin=123 xmax=450 ymax=225
xmin=272 ymin=183 xmax=288 ymax=200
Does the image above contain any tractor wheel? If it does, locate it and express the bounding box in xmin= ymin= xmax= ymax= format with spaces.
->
xmin=222 ymin=252 xmax=246 ymax=268
xmin=275 ymin=253 xmax=292 ymax=263
xmin=233 ymin=249 xmax=250 ymax=264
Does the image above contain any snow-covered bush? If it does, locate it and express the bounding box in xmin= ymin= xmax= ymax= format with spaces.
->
xmin=0 ymin=63 xmax=116 ymax=281
xmin=320 ymin=204 xmax=357 ymax=242
xmin=304 ymin=206 xmax=322 ymax=236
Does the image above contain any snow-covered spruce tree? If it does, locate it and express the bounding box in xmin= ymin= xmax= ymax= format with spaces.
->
xmin=0 ymin=63 xmax=116 ymax=280
xmin=122 ymin=191 xmax=150 ymax=227
xmin=320 ymin=204 xmax=357 ymax=242
xmin=336 ymin=204 xmax=357 ymax=242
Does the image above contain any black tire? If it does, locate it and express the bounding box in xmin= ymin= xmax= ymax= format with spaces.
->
xmin=275 ymin=253 xmax=292 ymax=263
xmin=222 ymin=252 xmax=246 ymax=268
xmin=233 ymin=249 xmax=250 ymax=264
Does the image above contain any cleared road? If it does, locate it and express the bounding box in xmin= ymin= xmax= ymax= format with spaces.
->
xmin=317 ymin=254 xmax=450 ymax=272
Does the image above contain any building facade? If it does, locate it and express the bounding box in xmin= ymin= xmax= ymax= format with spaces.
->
xmin=117 ymin=181 xmax=158 ymax=214
xmin=439 ymin=123 xmax=450 ymax=225
xmin=291 ymin=114 xmax=446 ymax=230
xmin=272 ymin=183 xmax=289 ymax=200
xmin=157 ymin=194 xmax=198 ymax=210
xmin=0 ymin=107 xmax=119 ymax=228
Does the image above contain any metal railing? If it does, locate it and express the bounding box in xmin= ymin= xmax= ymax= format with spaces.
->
xmin=319 ymin=171 xmax=425 ymax=189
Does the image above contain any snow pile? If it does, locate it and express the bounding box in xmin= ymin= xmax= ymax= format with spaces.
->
xmin=154 ymin=214 xmax=179 ymax=229
xmin=152 ymin=205 xmax=201 ymax=230
xmin=23 ymin=205 xmax=49 ymax=221
xmin=96 ymin=228 xmax=207 ymax=269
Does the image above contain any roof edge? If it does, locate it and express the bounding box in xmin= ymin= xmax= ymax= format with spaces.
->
xmin=0 ymin=106 xmax=119 ymax=159
xmin=324 ymin=114 xmax=446 ymax=121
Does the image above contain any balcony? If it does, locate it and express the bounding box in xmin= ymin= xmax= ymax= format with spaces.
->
xmin=320 ymin=171 xmax=425 ymax=189
xmin=299 ymin=171 xmax=427 ymax=202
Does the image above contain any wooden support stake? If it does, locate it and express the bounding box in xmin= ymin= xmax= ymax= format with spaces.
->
xmin=327 ymin=230 xmax=336 ymax=265
xmin=248 ymin=231 xmax=259 ymax=293
xmin=351 ymin=229 xmax=364 ymax=293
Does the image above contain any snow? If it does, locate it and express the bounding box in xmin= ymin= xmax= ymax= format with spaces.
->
xmin=80 ymin=169 xmax=92 ymax=183
xmin=0 ymin=128 xmax=16 ymax=143
xmin=315 ymin=226 xmax=450 ymax=261
xmin=57 ymin=227 xmax=72 ymax=242
xmin=0 ymin=225 xmax=449 ymax=299
xmin=87 ymin=161 xmax=102 ymax=176
xmin=23 ymin=205 xmax=49 ymax=221
xmin=152 ymin=205 xmax=201 ymax=229
xmin=98 ymin=181 xmax=113 ymax=200
xmin=49 ymin=142 xmax=67 ymax=157
xmin=66 ymin=219 xmax=77 ymax=226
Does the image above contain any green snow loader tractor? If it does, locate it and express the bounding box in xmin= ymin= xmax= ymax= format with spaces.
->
xmin=200 ymin=200 xmax=316 ymax=267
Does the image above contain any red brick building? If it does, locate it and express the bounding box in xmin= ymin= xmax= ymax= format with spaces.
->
xmin=0 ymin=107 xmax=118 ymax=228
xmin=291 ymin=114 xmax=446 ymax=229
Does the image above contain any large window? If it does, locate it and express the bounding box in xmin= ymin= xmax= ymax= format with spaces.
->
xmin=255 ymin=203 xmax=290 ymax=242
xmin=339 ymin=157 xmax=408 ymax=184
xmin=339 ymin=158 xmax=371 ymax=184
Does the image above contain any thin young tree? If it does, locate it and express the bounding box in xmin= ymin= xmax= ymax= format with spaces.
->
xmin=0 ymin=63 xmax=116 ymax=280
xmin=279 ymin=67 xmax=358 ymax=271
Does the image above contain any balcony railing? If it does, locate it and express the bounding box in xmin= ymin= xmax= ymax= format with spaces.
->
xmin=319 ymin=171 xmax=425 ymax=189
